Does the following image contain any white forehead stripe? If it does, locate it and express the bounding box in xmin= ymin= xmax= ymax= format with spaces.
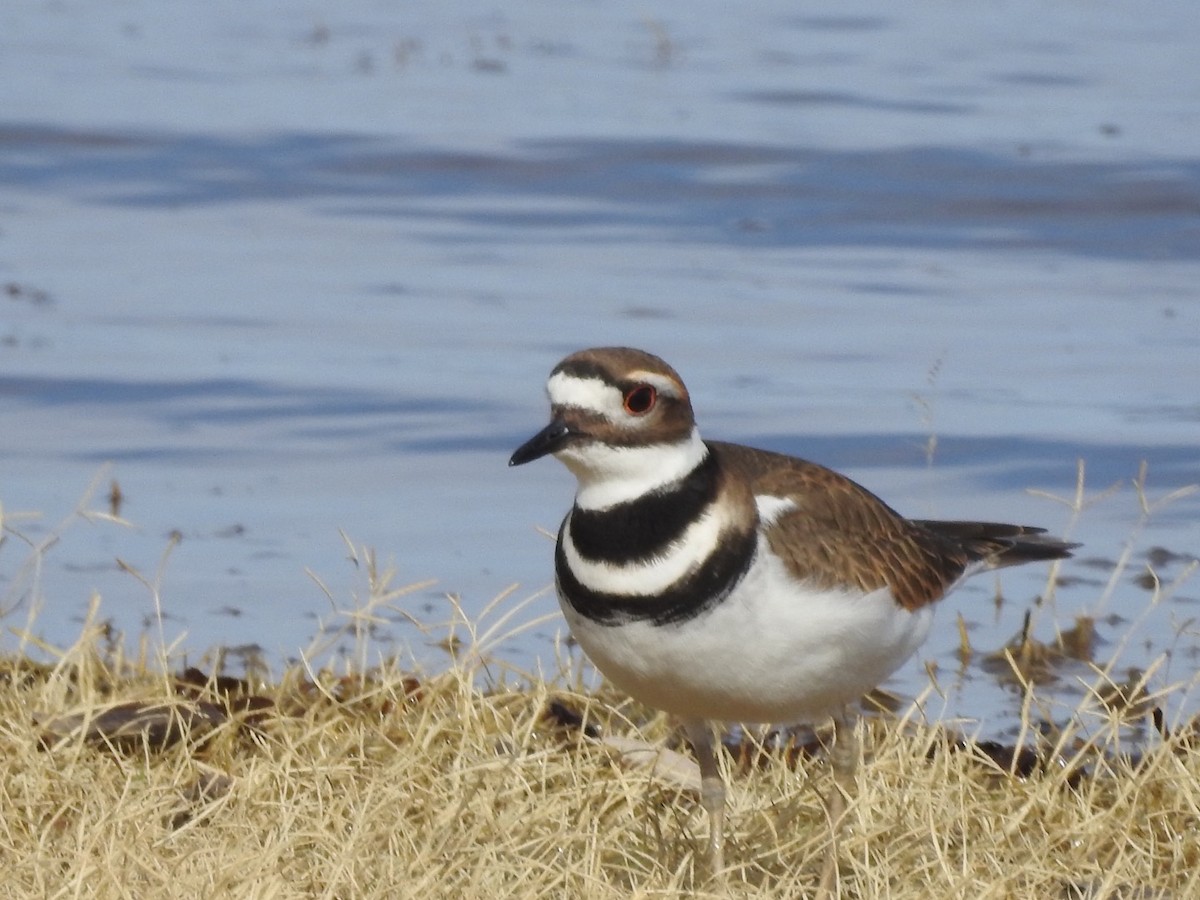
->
xmin=547 ymin=372 xmax=623 ymax=417
xmin=547 ymin=369 xmax=682 ymax=419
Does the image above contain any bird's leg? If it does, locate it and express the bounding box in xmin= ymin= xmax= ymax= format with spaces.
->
xmin=683 ymin=719 xmax=726 ymax=876
xmin=817 ymin=710 xmax=858 ymax=898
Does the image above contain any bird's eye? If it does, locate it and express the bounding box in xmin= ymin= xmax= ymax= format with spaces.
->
xmin=622 ymin=384 xmax=657 ymax=416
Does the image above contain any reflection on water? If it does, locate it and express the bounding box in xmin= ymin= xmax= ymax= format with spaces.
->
xmin=2 ymin=125 xmax=1198 ymax=261
xmin=2 ymin=2 xmax=1198 ymax=737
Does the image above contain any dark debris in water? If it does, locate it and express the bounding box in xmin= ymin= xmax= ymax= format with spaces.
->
xmin=1095 ymin=668 xmax=1156 ymax=719
xmin=107 ymin=479 xmax=123 ymax=517
xmin=1132 ymin=570 xmax=1160 ymax=591
xmin=980 ymin=610 xmax=1099 ymax=688
xmin=4 ymin=281 xmax=53 ymax=305
xmin=1145 ymin=546 xmax=1195 ymax=568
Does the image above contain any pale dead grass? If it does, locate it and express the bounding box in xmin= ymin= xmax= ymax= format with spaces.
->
xmin=4 ymin=621 xmax=1200 ymax=900
xmin=2 ymin=467 xmax=1199 ymax=899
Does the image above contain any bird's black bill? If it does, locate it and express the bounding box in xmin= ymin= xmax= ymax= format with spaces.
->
xmin=509 ymin=419 xmax=571 ymax=466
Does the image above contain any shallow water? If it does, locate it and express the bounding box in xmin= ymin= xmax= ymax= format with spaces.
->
xmin=2 ymin=1 xmax=1198 ymax=736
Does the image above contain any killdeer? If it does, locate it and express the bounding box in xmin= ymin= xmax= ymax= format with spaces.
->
xmin=509 ymin=346 xmax=1074 ymax=878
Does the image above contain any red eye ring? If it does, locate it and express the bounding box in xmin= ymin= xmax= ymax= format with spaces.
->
xmin=622 ymin=384 xmax=657 ymax=416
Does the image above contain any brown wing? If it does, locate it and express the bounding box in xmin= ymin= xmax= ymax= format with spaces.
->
xmin=711 ymin=442 xmax=988 ymax=611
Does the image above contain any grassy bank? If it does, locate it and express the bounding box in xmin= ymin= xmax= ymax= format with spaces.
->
xmin=3 ymin=610 xmax=1199 ymax=900
xmin=3 ymin=471 xmax=1199 ymax=898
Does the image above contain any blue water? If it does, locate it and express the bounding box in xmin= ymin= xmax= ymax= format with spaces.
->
xmin=2 ymin=1 xmax=1198 ymax=737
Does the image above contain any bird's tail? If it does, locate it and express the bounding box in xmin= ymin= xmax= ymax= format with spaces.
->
xmin=915 ymin=520 xmax=1078 ymax=569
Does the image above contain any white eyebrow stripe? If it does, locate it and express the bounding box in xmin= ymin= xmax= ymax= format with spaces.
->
xmin=624 ymin=370 xmax=682 ymax=397
xmin=547 ymin=372 xmax=623 ymax=418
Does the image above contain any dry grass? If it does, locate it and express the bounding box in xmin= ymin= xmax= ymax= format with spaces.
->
xmin=3 ymin=470 xmax=1200 ymax=899
xmin=4 ymin=610 xmax=1200 ymax=899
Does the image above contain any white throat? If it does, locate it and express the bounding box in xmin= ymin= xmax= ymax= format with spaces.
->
xmin=558 ymin=426 xmax=708 ymax=511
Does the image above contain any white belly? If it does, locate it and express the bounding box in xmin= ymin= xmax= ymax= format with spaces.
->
xmin=560 ymin=536 xmax=934 ymax=724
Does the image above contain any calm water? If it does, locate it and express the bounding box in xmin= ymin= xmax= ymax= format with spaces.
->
xmin=2 ymin=1 xmax=1198 ymax=737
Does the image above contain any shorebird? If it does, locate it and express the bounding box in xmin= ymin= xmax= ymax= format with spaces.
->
xmin=509 ymin=346 xmax=1074 ymax=881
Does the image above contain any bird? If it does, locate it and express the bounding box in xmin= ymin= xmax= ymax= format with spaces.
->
xmin=508 ymin=346 xmax=1075 ymax=881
